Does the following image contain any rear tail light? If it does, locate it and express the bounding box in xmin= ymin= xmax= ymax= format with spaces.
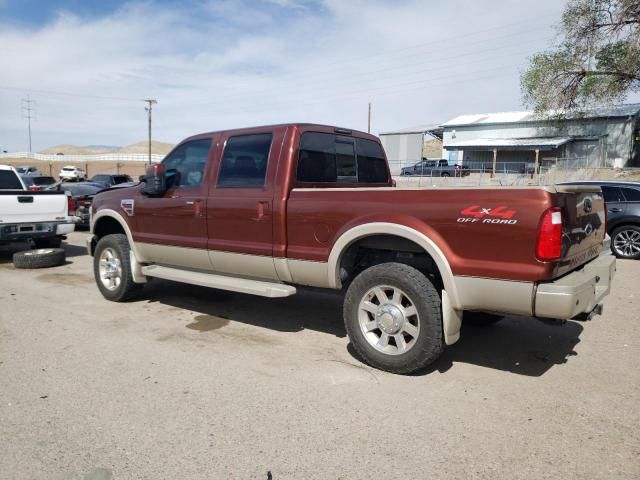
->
xmin=536 ymin=207 xmax=563 ymax=261
xmin=29 ymin=185 xmax=41 ymax=191
xmin=67 ymin=194 xmax=75 ymax=216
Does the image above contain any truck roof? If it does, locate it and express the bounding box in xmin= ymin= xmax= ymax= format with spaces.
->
xmin=182 ymin=123 xmax=380 ymax=143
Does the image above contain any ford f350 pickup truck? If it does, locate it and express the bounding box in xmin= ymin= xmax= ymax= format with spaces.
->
xmin=0 ymin=165 xmax=75 ymax=248
xmin=87 ymin=124 xmax=615 ymax=374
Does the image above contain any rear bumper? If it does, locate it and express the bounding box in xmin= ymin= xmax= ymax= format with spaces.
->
xmin=0 ymin=221 xmax=75 ymax=241
xmin=534 ymin=249 xmax=616 ymax=319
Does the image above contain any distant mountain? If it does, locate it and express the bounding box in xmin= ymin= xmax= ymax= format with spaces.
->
xmin=119 ymin=141 xmax=174 ymax=155
xmin=40 ymin=141 xmax=175 ymax=156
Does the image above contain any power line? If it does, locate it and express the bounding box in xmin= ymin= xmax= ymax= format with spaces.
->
xmin=1 ymin=85 xmax=141 ymax=102
xmin=21 ymin=96 xmax=35 ymax=152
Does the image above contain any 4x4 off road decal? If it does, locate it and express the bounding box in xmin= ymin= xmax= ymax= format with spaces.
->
xmin=457 ymin=205 xmax=518 ymax=224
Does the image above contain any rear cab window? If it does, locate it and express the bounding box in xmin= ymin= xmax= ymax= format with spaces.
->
xmin=0 ymin=170 xmax=24 ymax=189
xmin=296 ymin=132 xmax=389 ymax=186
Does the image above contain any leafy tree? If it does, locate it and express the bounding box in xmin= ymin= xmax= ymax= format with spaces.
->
xmin=522 ymin=0 xmax=640 ymax=113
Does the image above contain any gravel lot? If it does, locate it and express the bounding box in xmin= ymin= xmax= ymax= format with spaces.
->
xmin=1 ymin=231 xmax=639 ymax=480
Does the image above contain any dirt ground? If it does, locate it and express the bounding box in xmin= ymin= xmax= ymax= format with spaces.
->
xmin=0 ymin=231 xmax=638 ymax=480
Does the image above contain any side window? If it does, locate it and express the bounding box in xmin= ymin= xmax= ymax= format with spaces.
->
xmin=356 ymin=138 xmax=388 ymax=183
xmin=162 ymin=139 xmax=211 ymax=189
xmin=620 ymin=187 xmax=640 ymax=202
xmin=601 ymin=186 xmax=624 ymax=203
xmin=297 ymin=132 xmax=388 ymax=184
xmin=217 ymin=133 xmax=273 ymax=188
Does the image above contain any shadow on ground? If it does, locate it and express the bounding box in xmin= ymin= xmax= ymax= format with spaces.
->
xmin=140 ymin=278 xmax=583 ymax=377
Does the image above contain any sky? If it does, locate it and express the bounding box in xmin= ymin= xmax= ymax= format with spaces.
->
xmin=0 ymin=0 xmax=570 ymax=151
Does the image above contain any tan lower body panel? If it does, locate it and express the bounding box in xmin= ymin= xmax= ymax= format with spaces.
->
xmin=209 ymin=250 xmax=279 ymax=281
xmin=454 ymin=276 xmax=534 ymax=316
xmin=286 ymin=258 xmax=331 ymax=288
xmin=136 ymin=242 xmax=214 ymax=271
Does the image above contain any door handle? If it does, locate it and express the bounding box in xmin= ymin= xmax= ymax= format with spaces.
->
xmin=608 ymin=207 xmax=623 ymax=213
xmin=185 ymin=201 xmax=195 ymax=205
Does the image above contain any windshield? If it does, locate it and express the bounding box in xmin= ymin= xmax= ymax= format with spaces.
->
xmin=33 ymin=176 xmax=55 ymax=185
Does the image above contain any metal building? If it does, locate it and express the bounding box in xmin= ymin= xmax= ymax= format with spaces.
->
xmin=379 ymin=125 xmax=443 ymax=175
xmin=441 ymin=104 xmax=640 ymax=173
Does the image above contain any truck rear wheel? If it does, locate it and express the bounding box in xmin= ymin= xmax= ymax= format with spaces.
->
xmin=343 ymin=262 xmax=444 ymax=374
xmin=93 ymin=234 xmax=142 ymax=302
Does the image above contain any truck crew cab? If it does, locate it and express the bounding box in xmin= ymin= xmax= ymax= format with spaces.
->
xmin=87 ymin=124 xmax=615 ymax=374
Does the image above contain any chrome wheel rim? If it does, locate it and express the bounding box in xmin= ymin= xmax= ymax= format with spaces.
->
xmin=25 ymin=249 xmax=54 ymax=256
xmin=358 ymin=285 xmax=420 ymax=356
xmin=613 ymin=229 xmax=640 ymax=257
xmin=98 ymin=247 xmax=122 ymax=291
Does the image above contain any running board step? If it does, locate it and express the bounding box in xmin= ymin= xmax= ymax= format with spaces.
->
xmin=140 ymin=265 xmax=296 ymax=298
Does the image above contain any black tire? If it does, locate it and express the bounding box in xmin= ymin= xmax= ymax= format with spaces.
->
xmin=344 ymin=262 xmax=444 ymax=374
xmin=93 ymin=233 xmax=143 ymax=302
xmin=33 ymin=236 xmax=62 ymax=249
xmin=463 ymin=311 xmax=504 ymax=326
xmin=441 ymin=172 xmax=451 ymax=177
xmin=610 ymin=225 xmax=640 ymax=259
xmin=13 ymin=248 xmax=66 ymax=269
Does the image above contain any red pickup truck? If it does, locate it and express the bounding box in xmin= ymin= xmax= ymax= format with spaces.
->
xmin=87 ymin=123 xmax=615 ymax=374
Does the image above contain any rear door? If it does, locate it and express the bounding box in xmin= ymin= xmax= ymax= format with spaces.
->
xmin=601 ymin=185 xmax=626 ymax=224
xmin=206 ymin=130 xmax=282 ymax=280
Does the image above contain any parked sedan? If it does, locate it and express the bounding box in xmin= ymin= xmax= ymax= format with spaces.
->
xmin=47 ymin=181 xmax=104 ymax=227
xmin=59 ymin=165 xmax=86 ymax=182
xmin=559 ymin=180 xmax=640 ymax=259
xmin=20 ymin=175 xmax=56 ymax=191
xmin=89 ymin=173 xmax=133 ymax=188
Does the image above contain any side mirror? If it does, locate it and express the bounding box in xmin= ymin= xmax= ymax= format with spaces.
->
xmin=141 ymin=164 xmax=166 ymax=196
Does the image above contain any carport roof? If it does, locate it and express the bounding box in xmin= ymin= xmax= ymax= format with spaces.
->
xmin=446 ymin=137 xmax=572 ymax=150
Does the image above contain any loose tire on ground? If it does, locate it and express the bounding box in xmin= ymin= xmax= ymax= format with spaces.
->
xmin=343 ymin=262 xmax=444 ymax=375
xmin=93 ymin=233 xmax=143 ymax=302
xmin=33 ymin=236 xmax=62 ymax=249
xmin=463 ymin=311 xmax=504 ymax=326
xmin=13 ymin=248 xmax=66 ymax=269
xmin=610 ymin=225 xmax=640 ymax=259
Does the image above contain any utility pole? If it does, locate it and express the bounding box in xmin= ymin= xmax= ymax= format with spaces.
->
xmin=22 ymin=96 xmax=35 ymax=152
xmin=144 ymin=99 xmax=157 ymax=165
xmin=367 ymin=102 xmax=372 ymax=133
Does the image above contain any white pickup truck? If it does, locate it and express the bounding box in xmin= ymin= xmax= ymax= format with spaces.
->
xmin=0 ymin=165 xmax=75 ymax=248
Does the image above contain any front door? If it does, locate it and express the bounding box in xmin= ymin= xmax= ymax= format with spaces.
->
xmin=135 ymin=137 xmax=214 ymax=270
xmin=206 ymin=131 xmax=280 ymax=280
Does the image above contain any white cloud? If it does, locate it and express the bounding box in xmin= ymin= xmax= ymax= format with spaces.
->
xmin=0 ymin=0 xmax=566 ymax=151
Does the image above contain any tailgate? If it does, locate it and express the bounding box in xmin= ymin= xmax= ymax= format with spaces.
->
xmin=0 ymin=191 xmax=69 ymax=224
xmin=553 ymin=185 xmax=607 ymax=277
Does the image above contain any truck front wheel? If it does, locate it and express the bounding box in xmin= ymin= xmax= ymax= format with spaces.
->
xmin=93 ymin=233 xmax=142 ymax=302
xmin=344 ymin=262 xmax=444 ymax=374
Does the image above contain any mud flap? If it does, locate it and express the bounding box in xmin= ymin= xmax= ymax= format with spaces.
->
xmin=442 ymin=290 xmax=462 ymax=345
xmin=130 ymin=250 xmax=148 ymax=284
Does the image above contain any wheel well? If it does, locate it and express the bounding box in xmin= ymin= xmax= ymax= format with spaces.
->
xmin=609 ymin=221 xmax=640 ymax=235
xmin=94 ymin=216 xmax=126 ymax=240
xmin=339 ymin=234 xmax=444 ymax=292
